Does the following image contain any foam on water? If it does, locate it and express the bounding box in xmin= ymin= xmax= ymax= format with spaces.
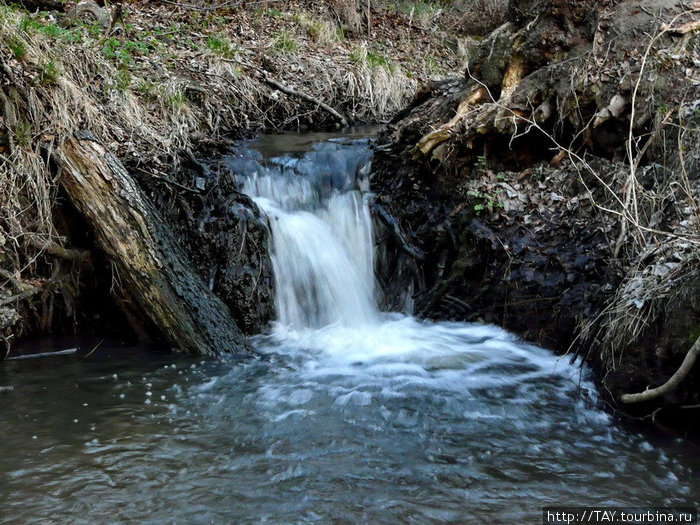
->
xmin=235 ymin=140 xmax=376 ymax=330
xmin=232 ymin=135 xmax=590 ymax=405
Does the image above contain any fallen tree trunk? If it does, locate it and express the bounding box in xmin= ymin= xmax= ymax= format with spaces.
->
xmin=57 ymin=131 xmax=253 ymax=356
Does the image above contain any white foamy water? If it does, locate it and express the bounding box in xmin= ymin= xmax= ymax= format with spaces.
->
xmin=238 ymin=140 xmax=377 ymax=329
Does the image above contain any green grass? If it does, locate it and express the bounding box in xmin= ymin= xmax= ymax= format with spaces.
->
xmin=350 ymin=44 xmax=394 ymax=70
xmin=168 ymin=90 xmax=186 ymax=108
xmin=101 ymin=36 xmax=155 ymax=67
xmin=114 ymin=68 xmax=131 ymax=91
xmin=293 ymin=13 xmax=341 ymax=44
xmin=205 ymin=34 xmax=237 ymax=58
xmin=13 ymin=119 xmax=32 ymax=147
xmin=39 ymin=59 xmax=60 ymax=85
xmin=257 ymin=8 xmax=284 ymax=18
xmin=273 ymin=30 xmax=297 ymax=52
xmin=396 ymin=1 xmax=443 ymax=17
xmin=19 ymin=15 xmax=43 ymax=34
xmin=18 ymin=15 xmax=83 ymax=42
xmin=7 ymin=37 xmax=26 ymax=60
xmin=39 ymin=22 xmax=82 ymax=43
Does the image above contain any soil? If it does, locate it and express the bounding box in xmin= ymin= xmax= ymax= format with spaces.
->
xmin=370 ymin=0 xmax=700 ymax=431
xmin=0 ymin=0 xmax=467 ymax=348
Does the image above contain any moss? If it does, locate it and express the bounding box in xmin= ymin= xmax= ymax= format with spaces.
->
xmin=689 ymin=326 xmax=700 ymax=344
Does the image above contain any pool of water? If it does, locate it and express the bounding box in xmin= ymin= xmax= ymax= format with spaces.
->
xmin=0 ymin=332 xmax=697 ymax=525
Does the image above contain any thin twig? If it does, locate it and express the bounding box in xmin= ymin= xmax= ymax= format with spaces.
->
xmin=82 ymin=339 xmax=104 ymax=360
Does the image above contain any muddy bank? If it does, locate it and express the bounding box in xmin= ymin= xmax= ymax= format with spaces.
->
xmin=371 ymin=0 xmax=700 ymax=426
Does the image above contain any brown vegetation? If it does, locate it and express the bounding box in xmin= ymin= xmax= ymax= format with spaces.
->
xmin=372 ymin=0 xmax=700 ymax=420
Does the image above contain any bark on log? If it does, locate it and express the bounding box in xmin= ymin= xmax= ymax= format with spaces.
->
xmin=57 ymin=131 xmax=253 ymax=356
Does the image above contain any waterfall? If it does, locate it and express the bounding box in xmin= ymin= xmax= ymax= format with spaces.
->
xmin=231 ymin=138 xmax=377 ymax=329
xmin=4 ymin=133 xmax=688 ymax=525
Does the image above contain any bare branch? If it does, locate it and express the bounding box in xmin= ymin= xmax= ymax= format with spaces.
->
xmin=620 ymin=336 xmax=700 ymax=404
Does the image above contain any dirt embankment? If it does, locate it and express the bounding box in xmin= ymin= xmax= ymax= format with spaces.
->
xmin=371 ymin=0 xmax=700 ymax=428
xmin=0 ymin=0 xmax=467 ymax=352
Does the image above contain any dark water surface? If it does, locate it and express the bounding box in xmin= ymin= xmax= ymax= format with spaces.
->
xmin=1 ymin=335 xmax=698 ymax=525
xmin=2 ymin=132 xmax=699 ymax=524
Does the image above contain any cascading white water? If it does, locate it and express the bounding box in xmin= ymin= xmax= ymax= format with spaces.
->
xmin=236 ymin=140 xmax=377 ymax=329
xmin=230 ymin=136 xmax=594 ymax=379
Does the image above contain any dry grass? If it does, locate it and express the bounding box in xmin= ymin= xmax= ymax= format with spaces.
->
xmin=0 ymin=1 xmax=438 ymax=339
xmin=453 ymin=4 xmax=700 ymax=379
xmin=342 ymin=42 xmax=416 ymax=118
xmin=574 ymin=12 xmax=700 ymax=373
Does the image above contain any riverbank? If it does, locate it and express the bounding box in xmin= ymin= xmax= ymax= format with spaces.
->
xmin=2 ymin=132 xmax=698 ymax=525
xmin=370 ymin=0 xmax=699 ymax=429
xmin=2 ymin=0 xmax=698 ymax=430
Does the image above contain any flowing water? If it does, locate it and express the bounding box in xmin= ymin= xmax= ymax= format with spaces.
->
xmin=1 ymin=132 xmax=698 ymax=524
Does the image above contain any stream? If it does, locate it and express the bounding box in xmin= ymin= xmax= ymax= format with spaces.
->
xmin=1 ymin=131 xmax=698 ymax=524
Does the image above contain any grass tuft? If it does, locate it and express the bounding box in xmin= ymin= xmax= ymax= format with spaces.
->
xmin=273 ymin=30 xmax=298 ymax=53
xmin=206 ymin=33 xmax=237 ymax=58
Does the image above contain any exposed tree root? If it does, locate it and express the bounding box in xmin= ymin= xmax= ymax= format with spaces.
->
xmin=621 ymin=336 xmax=700 ymax=404
xmin=0 ymin=287 xmax=40 ymax=307
xmin=371 ymin=0 xmax=700 ymax=416
xmin=62 ymin=1 xmax=110 ymax=29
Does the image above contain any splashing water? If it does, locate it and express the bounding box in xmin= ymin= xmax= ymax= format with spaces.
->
xmin=235 ymin=137 xmax=377 ymax=329
xmin=229 ymin=134 xmax=596 ymax=389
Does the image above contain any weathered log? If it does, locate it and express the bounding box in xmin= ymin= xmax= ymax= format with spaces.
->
xmin=61 ymin=1 xmax=110 ymax=29
xmin=57 ymin=131 xmax=253 ymax=356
